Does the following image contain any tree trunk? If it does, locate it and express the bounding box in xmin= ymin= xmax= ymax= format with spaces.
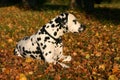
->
xmin=21 ymin=0 xmax=46 ymax=9
xmin=70 ymin=0 xmax=94 ymax=12
xmin=69 ymin=0 xmax=76 ymax=9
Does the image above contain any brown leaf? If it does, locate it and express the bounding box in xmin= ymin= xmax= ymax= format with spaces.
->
xmin=54 ymin=74 xmax=61 ymax=80
xmin=112 ymin=64 xmax=120 ymax=73
xmin=99 ymin=64 xmax=106 ymax=70
xmin=8 ymin=38 xmax=13 ymax=43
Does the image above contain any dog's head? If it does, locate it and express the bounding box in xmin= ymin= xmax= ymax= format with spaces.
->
xmin=66 ymin=13 xmax=86 ymax=33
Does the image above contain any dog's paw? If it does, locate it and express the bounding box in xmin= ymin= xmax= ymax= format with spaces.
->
xmin=62 ymin=55 xmax=72 ymax=62
xmin=58 ymin=62 xmax=70 ymax=68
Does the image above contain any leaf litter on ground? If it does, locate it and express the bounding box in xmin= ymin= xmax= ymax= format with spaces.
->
xmin=0 ymin=6 xmax=120 ymax=79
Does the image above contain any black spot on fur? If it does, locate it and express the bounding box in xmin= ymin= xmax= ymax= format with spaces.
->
xmin=51 ymin=24 xmax=55 ymax=28
xmin=23 ymin=52 xmax=26 ymax=55
xmin=32 ymin=43 xmax=34 ymax=46
xmin=30 ymin=55 xmax=36 ymax=59
xmin=36 ymin=46 xmax=40 ymax=50
xmin=45 ymin=53 xmax=48 ymax=56
xmin=73 ymin=20 xmax=77 ymax=24
xmin=37 ymin=37 xmax=41 ymax=41
xmin=19 ymin=46 xmax=21 ymax=49
xmin=31 ymin=38 xmax=33 ymax=41
xmin=39 ymin=54 xmax=45 ymax=60
xmin=23 ymin=36 xmax=30 ymax=40
xmin=56 ymin=38 xmax=62 ymax=44
xmin=38 ymin=32 xmax=41 ymax=35
xmin=21 ymin=54 xmax=25 ymax=58
xmin=46 ymin=26 xmax=49 ymax=28
xmin=55 ymin=17 xmax=62 ymax=23
xmin=60 ymin=13 xmax=64 ymax=16
xmin=60 ymin=52 xmax=62 ymax=54
xmin=66 ymin=27 xmax=68 ymax=30
xmin=59 ymin=25 xmax=62 ymax=29
xmin=42 ymin=45 xmax=46 ymax=49
xmin=22 ymin=47 xmax=25 ymax=51
xmin=35 ymin=51 xmax=41 ymax=54
xmin=54 ymin=32 xmax=57 ymax=36
xmin=63 ymin=31 xmax=65 ymax=33
xmin=32 ymin=51 xmax=35 ymax=54
xmin=60 ymin=45 xmax=62 ymax=47
xmin=57 ymin=28 xmax=59 ymax=31
xmin=41 ymin=43 xmax=43 ymax=46
xmin=49 ymin=51 xmax=51 ymax=54
xmin=44 ymin=37 xmax=50 ymax=42
xmin=49 ymin=21 xmax=53 ymax=24
xmin=40 ymin=25 xmax=46 ymax=34
xmin=25 ymin=50 xmax=31 ymax=54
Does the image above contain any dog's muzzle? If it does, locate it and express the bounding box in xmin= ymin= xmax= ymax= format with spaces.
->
xmin=78 ymin=24 xmax=86 ymax=32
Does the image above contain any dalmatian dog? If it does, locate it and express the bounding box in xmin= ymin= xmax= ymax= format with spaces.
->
xmin=14 ymin=13 xmax=86 ymax=68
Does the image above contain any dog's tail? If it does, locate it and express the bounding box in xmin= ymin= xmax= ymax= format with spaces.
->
xmin=14 ymin=48 xmax=22 ymax=57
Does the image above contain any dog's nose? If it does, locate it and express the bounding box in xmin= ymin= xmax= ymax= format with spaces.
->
xmin=78 ymin=24 xmax=86 ymax=32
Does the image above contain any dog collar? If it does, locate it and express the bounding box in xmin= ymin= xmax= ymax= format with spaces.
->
xmin=41 ymin=26 xmax=62 ymax=44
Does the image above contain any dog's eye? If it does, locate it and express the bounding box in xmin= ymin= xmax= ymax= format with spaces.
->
xmin=73 ymin=20 xmax=77 ymax=24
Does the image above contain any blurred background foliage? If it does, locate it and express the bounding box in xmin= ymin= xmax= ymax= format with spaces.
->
xmin=0 ymin=0 xmax=120 ymax=10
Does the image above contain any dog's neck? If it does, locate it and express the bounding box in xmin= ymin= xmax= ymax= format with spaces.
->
xmin=41 ymin=26 xmax=62 ymax=44
xmin=41 ymin=22 xmax=68 ymax=38
xmin=36 ymin=13 xmax=69 ymax=43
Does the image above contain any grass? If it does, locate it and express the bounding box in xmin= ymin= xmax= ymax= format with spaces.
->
xmin=0 ymin=3 xmax=120 ymax=80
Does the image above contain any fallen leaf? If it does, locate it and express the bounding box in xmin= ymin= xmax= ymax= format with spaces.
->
xmin=112 ymin=64 xmax=120 ymax=73
xmin=28 ymin=71 xmax=33 ymax=75
xmin=94 ymin=51 xmax=101 ymax=57
xmin=85 ymin=54 xmax=90 ymax=59
xmin=19 ymin=73 xmax=27 ymax=80
xmin=73 ymin=52 xmax=77 ymax=56
xmin=8 ymin=38 xmax=13 ymax=43
xmin=54 ymin=74 xmax=61 ymax=80
xmin=25 ymin=58 xmax=33 ymax=63
xmin=99 ymin=64 xmax=105 ymax=70
xmin=108 ymin=75 xmax=118 ymax=80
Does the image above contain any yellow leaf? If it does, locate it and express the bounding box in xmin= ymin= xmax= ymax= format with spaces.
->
xmin=19 ymin=73 xmax=27 ymax=80
xmin=108 ymin=75 xmax=118 ymax=80
xmin=99 ymin=64 xmax=105 ymax=70
xmin=95 ymin=32 xmax=99 ymax=37
xmin=25 ymin=57 xmax=33 ymax=63
xmin=8 ymin=38 xmax=13 ymax=43
xmin=85 ymin=54 xmax=90 ymax=59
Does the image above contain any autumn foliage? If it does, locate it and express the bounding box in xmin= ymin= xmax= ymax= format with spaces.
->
xmin=0 ymin=5 xmax=120 ymax=80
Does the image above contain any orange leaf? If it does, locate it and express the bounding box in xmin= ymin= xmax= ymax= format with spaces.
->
xmin=112 ymin=64 xmax=120 ymax=73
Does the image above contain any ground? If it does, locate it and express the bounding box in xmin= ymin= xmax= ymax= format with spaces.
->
xmin=0 ymin=4 xmax=120 ymax=80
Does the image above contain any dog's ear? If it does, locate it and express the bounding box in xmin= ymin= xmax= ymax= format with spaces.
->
xmin=55 ymin=17 xmax=62 ymax=23
xmin=55 ymin=13 xmax=68 ymax=24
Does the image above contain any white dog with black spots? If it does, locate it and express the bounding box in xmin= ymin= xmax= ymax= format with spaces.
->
xmin=14 ymin=13 xmax=86 ymax=68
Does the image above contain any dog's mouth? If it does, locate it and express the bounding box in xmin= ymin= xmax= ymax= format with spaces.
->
xmin=74 ymin=32 xmax=78 ymax=34
xmin=78 ymin=24 xmax=86 ymax=32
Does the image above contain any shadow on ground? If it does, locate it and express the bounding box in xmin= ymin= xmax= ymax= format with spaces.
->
xmin=88 ymin=7 xmax=120 ymax=25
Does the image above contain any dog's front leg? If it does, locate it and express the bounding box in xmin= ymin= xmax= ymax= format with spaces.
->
xmin=55 ymin=43 xmax=72 ymax=62
xmin=44 ymin=43 xmax=70 ymax=68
